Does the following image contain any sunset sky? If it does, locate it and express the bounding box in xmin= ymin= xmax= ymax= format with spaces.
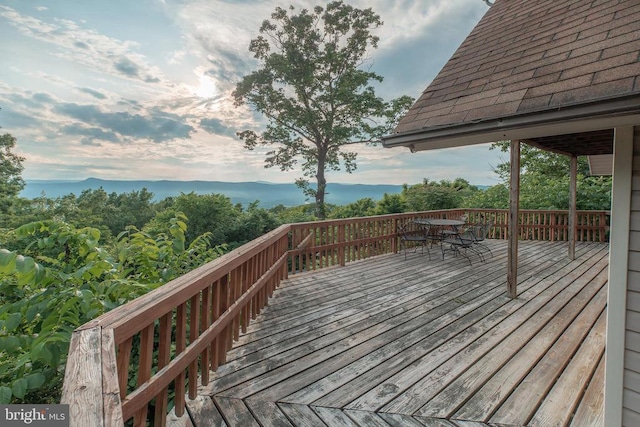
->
xmin=0 ymin=0 xmax=505 ymax=186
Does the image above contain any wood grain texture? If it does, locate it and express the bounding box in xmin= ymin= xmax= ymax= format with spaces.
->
xmin=276 ymin=402 xmax=327 ymax=427
xmin=102 ymin=328 xmax=124 ymax=427
xmin=185 ymin=395 xmax=225 ymax=427
xmin=244 ymin=400 xmax=293 ymax=427
xmin=166 ymin=407 xmax=194 ymax=427
xmin=213 ymin=397 xmax=259 ymax=427
xmin=61 ymin=327 xmax=104 ymax=427
xmin=570 ymin=353 xmax=605 ymax=427
xmin=312 ymin=406 xmax=360 ymax=426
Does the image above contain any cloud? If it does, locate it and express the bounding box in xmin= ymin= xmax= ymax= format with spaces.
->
xmin=0 ymin=108 xmax=38 ymax=129
xmin=55 ymin=103 xmax=195 ymax=143
xmin=0 ymin=6 xmax=166 ymax=86
xmin=199 ymin=117 xmax=236 ymax=137
xmin=78 ymin=87 xmax=107 ymax=100
xmin=60 ymin=124 xmax=120 ymax=145
xmin=114 ymin=56 xmax=140 ymax=78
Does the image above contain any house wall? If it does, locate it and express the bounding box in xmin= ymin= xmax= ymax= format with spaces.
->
xmin=624 ymin=126 xmax=640 ymax=425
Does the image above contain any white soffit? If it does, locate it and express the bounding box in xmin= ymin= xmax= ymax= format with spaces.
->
xmin=588 ymin=154 xmax=613 ymax=176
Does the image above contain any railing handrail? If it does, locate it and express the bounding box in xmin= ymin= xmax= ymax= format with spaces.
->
xmin=61 ymin=208 xmax=610 ymax=427
xmin=91 ymin=224 xmax=292 ymax=343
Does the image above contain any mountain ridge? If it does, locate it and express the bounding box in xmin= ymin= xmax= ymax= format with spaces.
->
xmin=21 ymin=178 xmax=407 ymax=208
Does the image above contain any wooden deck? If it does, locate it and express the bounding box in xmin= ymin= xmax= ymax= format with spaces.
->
xmin=184 ymin=240 xmax=608 ymax=427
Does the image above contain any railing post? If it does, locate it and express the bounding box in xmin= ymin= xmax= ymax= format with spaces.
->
xmin=568 ymin=154 xmax=577 ymax=260
xmin=62 ymin=326 xmax=123 ymax=427
xmin=507 ymin=140 xmax=520 ymax=299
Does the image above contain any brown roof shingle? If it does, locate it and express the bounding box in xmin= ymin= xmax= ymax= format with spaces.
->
xmin=392 ymin=0 xmax=640 ymax=137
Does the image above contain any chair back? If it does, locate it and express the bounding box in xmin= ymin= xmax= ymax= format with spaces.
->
xmin=483 ymin=220 xmax=494 ymax=239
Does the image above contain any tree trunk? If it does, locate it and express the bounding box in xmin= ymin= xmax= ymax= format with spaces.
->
xmin=315 ymin=153 xmax=327 ymax=219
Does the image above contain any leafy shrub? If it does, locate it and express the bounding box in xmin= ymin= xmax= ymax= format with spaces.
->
xmin=0 ymin=213 xmax=224 ymax=404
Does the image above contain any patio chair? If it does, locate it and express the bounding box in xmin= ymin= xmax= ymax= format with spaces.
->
xmin=441 ymin=226 xmax=485 ymax=265
xmin=439 ymin=214 xmax=467 ymax=240
xmin=397 ymin=223 xmax=431 ymax=260
xmin=470 ymin=219 xmax=494 ymax=258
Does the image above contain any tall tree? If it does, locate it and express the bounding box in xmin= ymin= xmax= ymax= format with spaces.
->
xmin=233 ymin=2 xmax=413 ymax=219
xmin=490 ymin=141 xmax=612 ymax=210
xmin=0 ymin=133 xmax=25 ymax=215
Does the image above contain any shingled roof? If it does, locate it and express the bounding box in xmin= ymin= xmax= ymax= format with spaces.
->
xmin=383 ymin=0 xmax=640 ymax=156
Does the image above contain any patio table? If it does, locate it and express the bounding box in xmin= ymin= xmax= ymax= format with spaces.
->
xmin=414 ymin=218 xmax=466 ymax=243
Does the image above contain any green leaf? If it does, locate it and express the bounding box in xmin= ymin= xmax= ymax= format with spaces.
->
xmin=0 ymin=249 xmax=17 ymax=273
xmin=17 ymin=268 xmax=36 ymax=287
xmin=0 ymin=336 xmax=21 ymax=353
xmin=25 ymin=305 xmax=39 ymax=322
xmin=15 ymin=255 xmax=34 ymax=273
xmin=4 ymin=312 xmax=22 ymax=332
xmin=0 ymin=386 xmax=11 ymax=404
xmin=30 ymin=342 xmax=52 ymax=364
xmin=33 ymin=263 xmax=46 ymax=285
xmin=25 ymin=373 xmax=46 ymax=389
xmin=12 ymin=378 xmax=28 ymax=399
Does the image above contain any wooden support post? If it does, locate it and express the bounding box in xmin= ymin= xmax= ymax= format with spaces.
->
xmin=569 ymin=154 xmax=577 ymax=260
xmin=507 ymin=140 xmax=520 ymax=299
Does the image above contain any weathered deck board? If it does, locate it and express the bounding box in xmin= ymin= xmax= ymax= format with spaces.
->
xmin=184 ymin=240 xmax=606 ymax=427
xmin=207 ymin=242 xmax=552 ymax=397
xmin=570 ymin=353 xmax=606 ymax=426
xmin=285 ymin=243 xmax=566 ymax=407
xmin=311 ymin=245 xmax=607 ymax=410
xmin=244 ymin=400 xmax=292 ymax=427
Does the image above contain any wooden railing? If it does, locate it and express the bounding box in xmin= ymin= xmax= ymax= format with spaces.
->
xmin=463 ymin=208 xmax=610 ymax=242
xmin=60 ymin=208 xmax=609 ymax=426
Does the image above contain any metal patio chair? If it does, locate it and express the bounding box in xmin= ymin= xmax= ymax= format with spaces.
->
xmin=441 ymin=226 xmax=485 ymax=265
xmin=397 ymin=222 xmax=431 ymax=260
xmin=470 ymin=219 xmax=494 ymax=259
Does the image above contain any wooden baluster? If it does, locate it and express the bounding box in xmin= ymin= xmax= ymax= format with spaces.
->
xmin=174 ymin=303 xmax=186 ymax=416
xmin=188 ymin=294 xmax=200 ymax=400
xmin=232 ymin=268 xmax=241 ymax=341
xmin=210 ymin=280 xmax=221 ymax=372
xmin=153 ymin=313 xmax=172 ymax=427
xmin=242 ymin=260 xmax=251 ymax=334
xmin=217 ymin=275 xmax=230 ymax=362
xmin=268 ymin=244 xmax=275 ymax=297
xmin=116 ymin=337 xmax=133 ymax=402
xmin=133 ymin=324 xmax=154 ymax=427
xmin=200 ymin=286 xmax=211 ymax=386
xmin=253 ymin=255 xmax=260 ymax=319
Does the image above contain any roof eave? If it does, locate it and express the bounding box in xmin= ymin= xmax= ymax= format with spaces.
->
xmin=382 ymin=95 xmax=640 ymax=152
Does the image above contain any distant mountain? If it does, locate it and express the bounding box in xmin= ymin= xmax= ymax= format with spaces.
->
xmin=21 ymin=178 xmax=406 ymax=208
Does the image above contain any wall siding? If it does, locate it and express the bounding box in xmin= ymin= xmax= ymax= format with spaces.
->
xmin=625 ymin=128 xmax=640 ymax=423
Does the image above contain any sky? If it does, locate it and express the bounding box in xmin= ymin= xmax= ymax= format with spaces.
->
xmin=0 ymin=0 xmax=506 ymax=186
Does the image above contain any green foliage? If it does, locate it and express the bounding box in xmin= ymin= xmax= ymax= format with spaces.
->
xmin=462 ymin=184 xmax=509 ymax=209
xmin=0 ymin=134 xmax=25 ymax=216
xmin=233 ymin=1 xmax=414 ymax=218
xmin=144 ymin=192 xmax=242 ymax=247
xmin=490 ymin=142 xmax=612 ymax=210
xmin=374 ymin=193 xmax=406 ymax=215
xmin=402 ymin=178 xmax=479 ymax=211
xmin=328 ymin=198 xmax=376 ymax=219
xmin=1 ymin=188 xmax=158 ymax=240
xmin=0 ymin=214 xmax=223 ymax=404
xmin=227 ymin=202 xmax=281 ymax=247
xmin=268 ymin=204 xmax=317 ymax=224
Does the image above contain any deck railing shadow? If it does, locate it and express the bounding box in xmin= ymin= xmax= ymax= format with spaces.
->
xmin=60 ymin=208 xmax=609 ymax=426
